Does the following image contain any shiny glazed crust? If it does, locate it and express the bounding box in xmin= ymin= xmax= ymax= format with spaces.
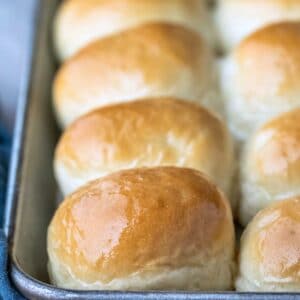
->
xmin=48 ymin=167 xmax=235 ymax=290
xmin=53 ymin=0 xmax=214 ymax=60
xmin=239 ymin=109 xmax=300 ymax=225
xmin=220 ymin=22 xmax=300 ymax=140
xmin=53 ymin=22 xmax=221 ymax=128
xmin=237 ymin=197 xmax=300 ymax=291
xmin=54 ymin=98 xmax=234 ymax=201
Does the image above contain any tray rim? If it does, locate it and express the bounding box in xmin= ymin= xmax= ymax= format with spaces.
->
xmin=4 ymin=0 xmax=41 ymax=238
xmin=5 ymin=0 xmax=300 ymax=299
xmin=11 ymin=261 xmax=300 ymax=300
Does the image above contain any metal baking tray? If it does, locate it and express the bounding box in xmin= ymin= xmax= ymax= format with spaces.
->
xmin=4 ymin=0 xmax=300 ymax=299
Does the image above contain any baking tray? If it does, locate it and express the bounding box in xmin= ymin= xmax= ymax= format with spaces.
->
xmin=4 ymin=0 xmax=300 ymax=299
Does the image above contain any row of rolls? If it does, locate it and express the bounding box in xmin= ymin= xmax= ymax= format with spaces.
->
xmin=47 ymin=0 xmax=300 ymax=292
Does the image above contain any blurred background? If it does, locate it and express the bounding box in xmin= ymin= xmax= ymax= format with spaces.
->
xmin=0 ymin=0 xmax=37 ymax=133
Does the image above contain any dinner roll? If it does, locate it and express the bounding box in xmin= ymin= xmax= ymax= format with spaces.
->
xmin=54 ymin=98 xmax=235 ymax=202
xmin=236 ymin=197 xmax=300 ymax=291
xmin=48 ymin=167 xmax=235 ymax=291
xmin=54 ymin=0 xmax=214 ymax=61
xmin=220 ymin=22 xmax=300 ymax=141
xmin=239 ymin=109 xmax=300 ymax=226
xmin=215 ymin=0 xmax=300 ymax=52
xmin=53 ymin=23 xmax=221 ymax=128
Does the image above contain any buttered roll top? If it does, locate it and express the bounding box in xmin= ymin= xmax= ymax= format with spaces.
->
xmin=220 ymin=22 xmax=300 ymax=141
xmin=216 ymin=0 xmax=300 ymax=51
xmin=53 ymin=23 xmax=221 ymax=128
xmin=236 ymin=197 xmax=300 ymax=291
xmin=48 ymin=167 xmax=235 ymax=291
xmin=239 ymin=108 xmax=300 ymax=225
xmin=54 ymin=0 xmax=215 ymax=61
xmin=54 ymin=98 xmax=234 ymax=205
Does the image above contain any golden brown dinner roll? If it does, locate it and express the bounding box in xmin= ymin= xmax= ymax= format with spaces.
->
xmin=54 ymin=98 xmax=235 ymax=203
xmin=53 ymin=23 xmax=221 ymax=128
xmin=48 ymin=167 xmax=235 ymax=291
xmin=215 ymin=0 xmax=300 ymax=52
xmin=220 ymin=22 xmax=300 ymax=141
xmin=236 ymin=197 xmax=300 ymax=291
xmin=239 ymin=109 xmax=300 ymax=226
xmin=54 ymin=0 xmax=214 ymax=61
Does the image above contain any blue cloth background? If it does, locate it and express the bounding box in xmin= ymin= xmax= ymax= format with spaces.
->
xmin=0 ymin=125 xmax=24 ymax=299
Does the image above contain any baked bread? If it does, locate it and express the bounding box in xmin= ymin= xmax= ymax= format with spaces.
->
xmin=53 ymin=23 xmax=221 ymax=128
xmin=54 ymin=98 xmax=235 ymax=205
xmin=236 ymin=197 xmax=300 ymax=291
xmin=48 ymin=167 xmax=235 ymax=291
xmin=220 ymin=22 xmax=300 ymax=141
xmin=54 ymin=0 xmax=214 ymax=61
xmin=215 ymin=0 xmax=300 ymax=52
xmin=239 ymin=109 xmax=300 ymax=226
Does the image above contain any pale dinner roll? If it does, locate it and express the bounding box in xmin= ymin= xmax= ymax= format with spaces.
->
xmin=53 ymin=23 xmax=221 ymax=128
xmin=236 ymin=197 xmax=300 ymax=291
xmin=220 ymin=22 xmax=300 ymax=141
xmin=215 ymin=0 xmax=300 ymax=52
xmin=239 ymin=109 xmax=300 ymax=226
xmin=48 ymin=167 xmax=235 ymax=291
xmin=54 ymin=0 xmax=214 ymax=61
xmin=54 ymin=98 xmax=235 ymax=203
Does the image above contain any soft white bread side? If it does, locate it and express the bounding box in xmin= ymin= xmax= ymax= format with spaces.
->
xmin=48 ymin=167 xmax=235 ymax=291
xmin=220 ymin=22 xmax=300 ymax=141
xmin=236 ymin=197 xmax=300 ymax=291
xmin=215 ymin=0 xmax=300 ymax=52
xmin=53 ymin=23 xmax=221 ymax=128
xmin=54 ymin=0 xmax=215 ymax=61
xmin=239 ymin=109 xmax=300 ymax=226
xmin=54 ymin=98 xmax=235 ymax=206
